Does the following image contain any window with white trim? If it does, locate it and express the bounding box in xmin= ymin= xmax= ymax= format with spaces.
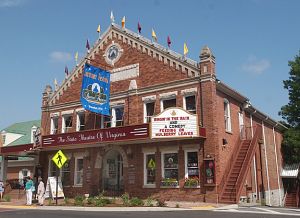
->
xmin=161 ymin=98 xmax=176 ymax=111
xmin=184 ymin=95 xmax=196 ymax=114
xmin=224 ymin=99 xmax=232 ymax=132
xmin=144 ymin=153 xmax=156 ymax=186
xmin=62 ymin=115 xmax=73 ymax=133
xmin=74 ymin=157 xmax=84 ymax=186
xmin=76 ymin=112 xmax=85 ymax=131
xmin=161 ymin=152 xmax=178 ymax=180
xmin=144 ymin=101 xmax=155 ymax=123
xmin=61 ymin=159 xmax=71 ymax=186
xmin=50 ymin=117 xmax=58 ymax=134
xmin=185 ymin=151 xmax=199 ymax=179
xmin=104 ymin=106 xmax=124 ymax=128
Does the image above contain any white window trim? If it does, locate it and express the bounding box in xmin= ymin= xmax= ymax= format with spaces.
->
xmin=76 ymin=112 xmax=85 ymax=132
xmin=50 ymin=117 xmax=58 ymax=135
xmin=62 ymin=114 xmax=72 ymax=133
xmin=183 ymin=94 xmax=196 ymax=114
xmin=161 ymin=151 xmax=178 ymax=179
xmin=110 ymin=105 xmax=124 ymax=127
xmin=143 ymin=101 xmax=155 ymax=123
xmin=143 ymin=152 xmax=156 ymax=188
xmin=74 ymin=156 xmax=84 ymax=187
xmin=224 ymin=99 xmax=232 ymax=132
xmin=184 ymin=149 xmax=199 ymax=179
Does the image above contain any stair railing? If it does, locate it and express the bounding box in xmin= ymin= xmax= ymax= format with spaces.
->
xmin=218 ymin=134 xmax=242 ymax=200
xmin=235 ymin=125 xmax=262 ymax=203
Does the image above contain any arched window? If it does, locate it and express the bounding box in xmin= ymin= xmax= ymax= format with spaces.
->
xmin=224 ymin=98 xmax=232 ymax=132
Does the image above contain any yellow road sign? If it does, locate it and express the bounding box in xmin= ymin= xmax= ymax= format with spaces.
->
xmin=52 ymin=150 xmax=67 ymax=169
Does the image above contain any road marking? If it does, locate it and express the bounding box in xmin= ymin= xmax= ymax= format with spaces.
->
xmin=253 ymin=207 xmax=281 ymax=214
xmin=191 ymin=205 xmax=215 ymax=210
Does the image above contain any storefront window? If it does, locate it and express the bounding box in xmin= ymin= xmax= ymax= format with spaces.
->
xmin=162 ymin=153 xmax=178 ymax=180
xmin=74 ymin=157 xmax=83 ymax=186
xmin=144 ymin=153 xmax=156 ymax=185
xmin=61 ymin=160 xmax=71 ymax=186
xmin=186 ymin=151 xmax=199 ymax=178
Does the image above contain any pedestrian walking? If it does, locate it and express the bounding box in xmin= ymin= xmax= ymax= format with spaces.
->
xmin=0 ymin=180 xmax=4 ymax=200
xmin=37 ymin=177 xmax=45 ymax=206
xmin=25 ymin=176 xmax=34 ymax=205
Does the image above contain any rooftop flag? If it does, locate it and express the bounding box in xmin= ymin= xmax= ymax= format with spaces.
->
xmin=184 ymin=42 xmax=189 ymax=56
xmin=54 ymin=78 xmax=58 ymax=91
xmin=75 ymin=51 xmax=78 ymax=65
xmin=81 ymin=63 xmax=110 ymax=116
xmin=65 ymin=66 xmax=69 ymax=77
xmin=86 ymin=39 xmax=90 ymax=51
xmin=138 ymin=22 xmax=141 ymax=34
xmin=152 ymin=28 xmax=157 ymax=42
xmin=110 ymin=11 xmax=115 ymax=24
xmin=167 ymin=36 xmax=171 ymax=48
xmin=97 ymin=24 xmax=101 ymax=33
xmin=121 ymin=16 xmax=126 ymax=28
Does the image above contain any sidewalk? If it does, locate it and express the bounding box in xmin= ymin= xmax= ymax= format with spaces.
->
xmin=0 ymin=198 xmax=233 ymax=211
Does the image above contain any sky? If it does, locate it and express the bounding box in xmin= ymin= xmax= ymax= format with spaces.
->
xmin=0 ymin=0 xmax=299 ymax=130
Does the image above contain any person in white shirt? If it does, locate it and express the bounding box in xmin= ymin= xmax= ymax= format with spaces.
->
xmin=37 ymin=177 xmax=45 ymax=206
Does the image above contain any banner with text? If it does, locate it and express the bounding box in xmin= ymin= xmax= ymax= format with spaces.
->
xmin=151 ymin=107 xmax=198 ymax=139
xmin=81 ymin=63 xmax=110 ymax=116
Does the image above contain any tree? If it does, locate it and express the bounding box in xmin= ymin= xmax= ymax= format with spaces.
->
xmin=279 ymin=51 xmax=300 ymax=163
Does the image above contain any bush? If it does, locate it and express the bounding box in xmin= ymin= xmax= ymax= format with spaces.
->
xmin=121 ymin=193 xmax=130 ymax=206
xmin=64 ymin=197 xmax=70 ymax=205
xmin=145 ymin=197 xmax=154 ymax=207
xmin=130 ymin=197 xmax=144 ymax=206
xmin=87 ymin=197 xmax=94 ymax=205
xmin=3 ymin=195 xmax=11 ymax=202
xmin=47 ymin=198 xmax=52 ymax=206
xmin=74 ymin=195 xmax=85 ymax=206
xmin=157 ymin=199 xmax=166 ymax=207
xmin=94 ymin=194 xmax=111 ymax=207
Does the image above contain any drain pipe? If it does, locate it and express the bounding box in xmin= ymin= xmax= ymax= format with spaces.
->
xmin=273 ymin=124 xmax=282 ymax=206
xmin=250 ymin=110 xmax=258 ymax=201
xmin=262 ymin=118 xmax=271 ymax=206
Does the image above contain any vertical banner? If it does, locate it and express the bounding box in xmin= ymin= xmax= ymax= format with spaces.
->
xmin=81 ymin=63 xmax=110 ymax=116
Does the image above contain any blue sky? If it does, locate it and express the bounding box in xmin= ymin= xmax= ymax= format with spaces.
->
xmin=0 ymin=0 xmax=298 ymax=130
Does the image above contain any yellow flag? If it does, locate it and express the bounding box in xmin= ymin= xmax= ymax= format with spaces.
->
xmin=75 ymin=51 xmax=78 ymax=61
xmin=152 ymin=28 xmax=157 ymax=42
xmin=122 ymin=16 xmax=125 ymax=28
xmin=184 ymin=43 xmax=189 ymax=56
xmin=97 ymin=24 xmax=101 ymax=33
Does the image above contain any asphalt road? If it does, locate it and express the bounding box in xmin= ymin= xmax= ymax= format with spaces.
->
xmin=0 ymin=209 xmax=298 ymax=218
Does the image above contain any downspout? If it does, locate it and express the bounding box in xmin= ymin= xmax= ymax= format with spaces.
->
xmin=273 ymin=124 xmax=282 ymax=206
xmin=250 ymin=110 xmax=258 ymax=200
xmin=262 ymin=118 xmax=271 ymax=206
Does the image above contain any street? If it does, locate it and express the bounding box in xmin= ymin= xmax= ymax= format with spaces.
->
xmin=0 ymin=208 xmax=299 ymax=218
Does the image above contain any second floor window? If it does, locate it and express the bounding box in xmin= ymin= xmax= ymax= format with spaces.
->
xmin=162 ymin=98 xmax=176 ymax=111
xmin=224 ymin=99 xmax=232 ymax=132
xmin=104 ymin=106 xmax=124 ymax=128
xmin=50 ymin=117 xmax=58 ymax=134
xmin=62 ymin=115 xmax=73 ymax=133
xmin=76 ymin=112 xmax=85 ymax=131
xmin=184 ymin=95 xmax=196 ymax=114
xmin=144 ymin=101 xmax=155 ymax=123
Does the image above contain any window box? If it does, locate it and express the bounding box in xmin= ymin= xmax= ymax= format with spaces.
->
xmin=184 ymin=177 xmax=200 ymax=188
xmin=160 ymin=178 xmax=179 ymax=188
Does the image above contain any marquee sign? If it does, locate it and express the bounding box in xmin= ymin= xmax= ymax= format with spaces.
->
xmin=42 ymin=124 xmax=149 ymax=147
xmin=151 ymin=108 xmax=199 ymax=139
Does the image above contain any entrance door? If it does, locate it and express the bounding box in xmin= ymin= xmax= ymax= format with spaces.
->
xmin=102 ymin=150 xmax=124 ymax=196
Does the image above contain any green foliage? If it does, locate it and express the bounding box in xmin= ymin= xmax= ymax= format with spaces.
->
xmin=175 ymin=203 xmax=180 ymax=208
xmin=121 ymin=193 xmax=130 ymax=206
xmin=156 ymin=199 xmax=166 ymax=207
xmin=47 ymin=198 xmax=52 ymax=206
xmin=74 ymin=195 xmax=85 ymax=206
xmin=279 ymin=51 xmax=300 ymax=163
xmin=145 ymin=197 xmax=154 ymax=207
xmin=281 ymin=128 xmax=300 ymax=164
xmin=160 ymin=178 xmax=178 ymax=187
xmin=129 ymin=197 xmax=144 ymax=206
xmin=64 ymin=197 xmax=70 ymax=205
xmin=3 ymin=195 xmax=11 ymax=202
xmin=87 ymin=197 xmax=94 ymax=205
xmin=279 ymin=51 xmax=300 ymax=128
xmin=94 ymin=194 xmax=111 ymax=207
xmin=184 ymin=177 xmax=199 ymax=187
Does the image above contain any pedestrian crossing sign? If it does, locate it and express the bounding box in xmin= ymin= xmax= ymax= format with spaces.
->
xmin=52 ymin=150 xmax=67 ymax=169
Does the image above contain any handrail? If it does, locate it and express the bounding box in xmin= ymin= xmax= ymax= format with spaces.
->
xmin=218 ymin=135 xmax=242 ymax=198
xmin=282 ymin=190 xmax=288 ymax=207
xmin=235 ymin=125 xmax=262 ymax=202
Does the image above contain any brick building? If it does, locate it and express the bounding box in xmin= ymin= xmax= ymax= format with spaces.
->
xmin=1 ymin=23 xmax=286 ymax=206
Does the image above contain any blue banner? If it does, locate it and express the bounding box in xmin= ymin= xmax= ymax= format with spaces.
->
xmin=80 ymin=63 xmax=110 ymax=116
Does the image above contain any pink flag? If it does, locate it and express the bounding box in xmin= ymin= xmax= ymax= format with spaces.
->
xmin=167 ymin=36 xmax=171 ymax=48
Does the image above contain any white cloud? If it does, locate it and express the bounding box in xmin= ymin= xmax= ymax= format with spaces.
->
xmin=0 ymin=0 xmax=25 ymax=8
xmin=241 ymin=55 xmax=271 ymax=75
xmin=49 ymin=51 xmax=72 ymax=63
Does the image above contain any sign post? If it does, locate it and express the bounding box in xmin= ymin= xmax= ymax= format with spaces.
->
xmin=51 ymin=150 xmax=67 ymax=205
